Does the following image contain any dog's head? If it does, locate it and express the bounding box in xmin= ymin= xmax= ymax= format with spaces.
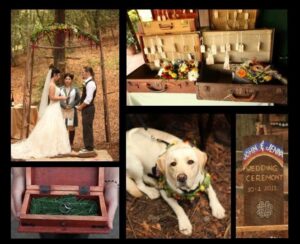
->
xmin=156 ymin=142 xmax=207 ymax=192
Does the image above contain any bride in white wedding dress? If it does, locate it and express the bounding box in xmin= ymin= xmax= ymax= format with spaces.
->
xmin=11 ymin=67 xmax=71 ymax=160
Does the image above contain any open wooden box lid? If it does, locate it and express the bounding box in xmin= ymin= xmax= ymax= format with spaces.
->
xmin=26 ymin=167 xmax=104 ymax=193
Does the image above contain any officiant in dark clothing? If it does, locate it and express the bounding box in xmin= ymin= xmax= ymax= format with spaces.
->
xmin=76 ymin=66 xmax=97 ymax=153
xmin=59 ymin=73 xmax=81 ymax=148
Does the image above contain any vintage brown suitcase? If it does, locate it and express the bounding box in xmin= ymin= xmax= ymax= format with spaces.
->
xmin=209 ymin=9 xmax=258 ymax=30
xmin=151 ymin=9 xmax=198 ymax=22
xmin=197 ymin=29 xmax=287 ymax=104
xmin=127 ymin=32 xmax=201 ymax=93
xmin=18 ymin=167 xmax=109 ymax=234
xmin=140 ymin=19 xmax=196 ymax=36
xmin=127 ymin=64 xmax=197 ymax=93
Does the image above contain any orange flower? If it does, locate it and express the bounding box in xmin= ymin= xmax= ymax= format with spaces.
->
xmin=236 ymin=68 xmax=247 ymax=78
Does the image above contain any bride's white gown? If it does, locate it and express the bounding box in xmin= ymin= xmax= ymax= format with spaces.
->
xmin=11 ymin=86 xmax=71 ymax=159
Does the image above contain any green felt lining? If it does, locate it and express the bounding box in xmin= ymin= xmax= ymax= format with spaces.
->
xmin=29 ymin=195 xmax=99 ymax=216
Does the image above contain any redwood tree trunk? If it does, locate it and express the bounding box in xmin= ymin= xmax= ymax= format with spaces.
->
xmin=53 ymin=10 xmax=65 ymax=77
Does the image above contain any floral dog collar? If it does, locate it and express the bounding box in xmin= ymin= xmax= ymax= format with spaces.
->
xmin=158 ymin=172 xmax=211 ymax=202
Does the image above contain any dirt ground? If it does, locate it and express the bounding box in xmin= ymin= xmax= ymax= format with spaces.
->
xmin=11 ymin=35 xmax=119 ymax=160
xmin=126 ymin=133 xmax=231 ymax=238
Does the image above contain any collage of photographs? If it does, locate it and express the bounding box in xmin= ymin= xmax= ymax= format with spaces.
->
xmin=7 ymin=7 xmax=292 ymax=240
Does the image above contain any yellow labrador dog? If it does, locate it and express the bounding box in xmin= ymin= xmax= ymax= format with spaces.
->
xmin=126 ymin=128 xmax=225 ymax=236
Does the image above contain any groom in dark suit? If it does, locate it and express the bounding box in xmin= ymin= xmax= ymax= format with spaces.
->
xmin=76 ymin=66 xmax=97 ymax=153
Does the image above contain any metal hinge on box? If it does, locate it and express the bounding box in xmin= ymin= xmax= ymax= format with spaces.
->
xmin=79 ymin=185 xmax=90 ymax=195
xmin=39 ymin=185 xmax=50 ymax=194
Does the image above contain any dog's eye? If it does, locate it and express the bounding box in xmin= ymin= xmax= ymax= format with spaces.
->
xmin=170 ymin=162 xmax=177 ymax=167
xmin=187 ymin=160 xmax=194 ymax=165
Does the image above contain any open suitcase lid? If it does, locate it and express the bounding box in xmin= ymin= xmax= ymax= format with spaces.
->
xmin=138 ymin=32 xmax=202 ymax=72
xmin=26 ymin=167 xmax=104 ymax=193
xmin=202 ymin=29 xmax=274 ymax=63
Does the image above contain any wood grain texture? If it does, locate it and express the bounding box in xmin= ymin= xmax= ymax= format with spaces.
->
xmin=20 ymin=168 xmax=108 ymax=233
xmin=236 ymin=224 xmax=288 ymax=232
xmin=18 ymin=225 xmax=110 ymax=234
xmin=242 ymin=135 xmax=284 ymax=226
xmin=26 ymin=167 xmax=104 ymax=192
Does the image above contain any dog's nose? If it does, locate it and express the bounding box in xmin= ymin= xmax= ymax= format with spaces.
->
xmin=177 ymin=173 xmax=187 ymax=183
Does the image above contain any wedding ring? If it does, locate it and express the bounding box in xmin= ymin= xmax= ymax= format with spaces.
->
xmin=59 ymin=202 xmax=72 ymax=214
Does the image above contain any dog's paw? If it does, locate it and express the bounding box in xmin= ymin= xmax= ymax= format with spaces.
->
xmin=211 ymin=202 xmax=226 ymax=219
xmin=178 ymin=217 xmax=192 ymax=236
xmin=145 ymin=187 xmax=160 ymax=200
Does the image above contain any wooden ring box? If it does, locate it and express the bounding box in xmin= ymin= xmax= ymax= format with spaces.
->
xmin=18 ymin=167 xmax=109 ymax=234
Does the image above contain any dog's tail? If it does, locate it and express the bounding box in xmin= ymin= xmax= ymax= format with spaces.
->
xmin=126 ymin=175 xmax=143 ymax=198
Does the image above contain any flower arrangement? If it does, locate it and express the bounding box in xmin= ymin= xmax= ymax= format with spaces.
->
xmin=157 ymin=59 xmax=199 ymax=82
xmin=31 ymin=23 xmax=100 ymax=46
xmin=234 ymin=59 xmax=274 ymax=84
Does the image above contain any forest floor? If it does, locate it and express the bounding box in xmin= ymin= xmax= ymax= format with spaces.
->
xmin=126 ymin=132 xmax=231 ymax=238
xmin=11 ymin=36 xmax=119 ymax=160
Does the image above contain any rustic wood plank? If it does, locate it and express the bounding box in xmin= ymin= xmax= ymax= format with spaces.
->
xmin=26 ymin=167 xmax=31 ymax=187
xmin=98 ymin=167 xmax=104 ymax=191
xmin=26 ymin=167 xmax=101 ymax=191
xmin=20 ymin=168 xmax=108 ymax=233
xmin=237 ymin=224 xmax=288 ymax=232
xmin=242 ymin=135 xmax=284 ymax=226
xmin=99 ymin=194 xmax=108 ymax=218
xmin=18 ymin=225 xmax=110 ymax=234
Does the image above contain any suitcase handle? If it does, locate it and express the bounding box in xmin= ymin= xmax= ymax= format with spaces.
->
xmin=159 ymin=23 xmax=174 ymax=30
xmin=146 ymin=82 xmax=168 ymax=92
xmin=146 ymin=81 xmax=180 ymax=92
xmin=229 ymin=90 xmax=257 ymax=102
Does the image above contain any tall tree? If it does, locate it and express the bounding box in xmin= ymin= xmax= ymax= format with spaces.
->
xmin=53 ymin=10 xmax=65 ymax=74
xmin=99 ymin=28 xmax=111 ymax=143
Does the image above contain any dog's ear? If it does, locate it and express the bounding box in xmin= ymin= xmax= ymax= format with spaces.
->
xmin=193 ymin=147 xmax=207 ymax=171
xmin=156 ymin=153 xmax=166 ymax=174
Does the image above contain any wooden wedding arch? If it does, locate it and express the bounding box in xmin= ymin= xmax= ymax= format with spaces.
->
xmin=21 ymin=23 xmax=111 ymax=143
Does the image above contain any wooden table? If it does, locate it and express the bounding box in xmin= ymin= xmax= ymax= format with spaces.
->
xmin=11 ymin=105 xmax=38 ymax=139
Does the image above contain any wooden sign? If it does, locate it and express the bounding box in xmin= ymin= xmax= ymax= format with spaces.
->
xmin=243 ymin=135 xmax=284 ymax=226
